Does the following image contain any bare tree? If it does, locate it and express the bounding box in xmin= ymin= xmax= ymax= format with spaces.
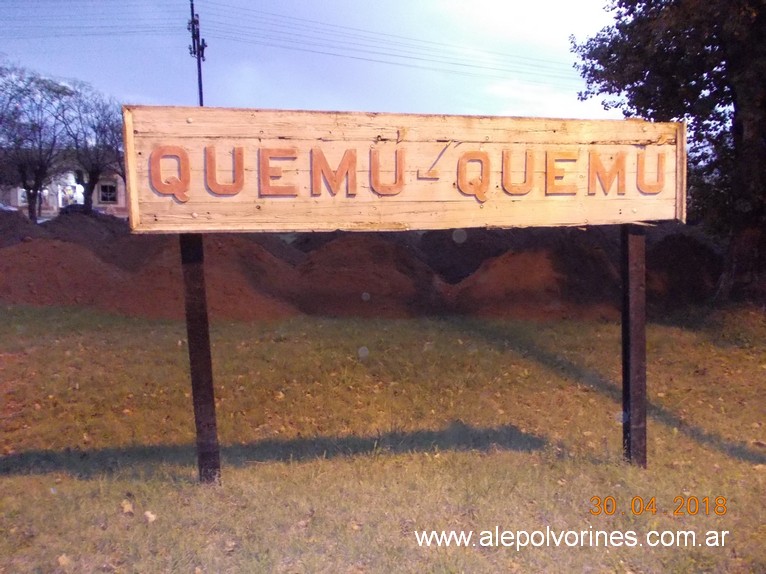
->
xmin=0 ymin=60 xmax=24 ymax=189
xmin=64 ymin=82 xmax=123 ymax=214
xmin=0 ymin=63 xmax=73 ymax=222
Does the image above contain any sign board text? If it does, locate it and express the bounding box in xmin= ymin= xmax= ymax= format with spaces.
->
xmin=123 ymin=106 xmax=686 ymax=232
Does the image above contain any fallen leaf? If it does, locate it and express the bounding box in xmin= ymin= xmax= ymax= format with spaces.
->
xmin=121 ymin=499 xmax=134 ymax=515
xmin=144 ymin=510 xmax=157 ymax=523
xmin=57 ymin=554 xmax=72 ymax=567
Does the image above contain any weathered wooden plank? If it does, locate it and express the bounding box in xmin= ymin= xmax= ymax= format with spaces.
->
xmin=622 ymin=225 xmax=647 ymax=467
xmin=179 ymin=232 xmax=220 ymax=482
xmin=124 ymin=106 xmax=686 ymax=233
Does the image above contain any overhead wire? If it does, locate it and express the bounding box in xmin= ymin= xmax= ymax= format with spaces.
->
xmin=4 ymin=0 xmax=583 ymax=88
xmin=207 ymin=29 xmax=582 ymax=87
xmin=203 ymin=0 xmax=572 ymax=67
xmin=202 ymin=17 xmax=576 ymax=79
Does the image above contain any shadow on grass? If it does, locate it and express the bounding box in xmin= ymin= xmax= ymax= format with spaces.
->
xmin=0 ymin=420 xmax=547 ymax=478
xmin=454 ymin=318 xmax=766 ymax=466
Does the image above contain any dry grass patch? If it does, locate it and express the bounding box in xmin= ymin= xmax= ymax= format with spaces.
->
xmin=1 ymin=305 xmax=764 ymax=573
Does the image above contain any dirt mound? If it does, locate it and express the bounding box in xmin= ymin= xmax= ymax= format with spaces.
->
xmin=0 ymin=238 xmax=128 ymax=308
xmin=41 ymin=210 xmax=130 ymax=244
xmin=0 ymin=211 xmax=739 ymax=321
xmin=289 ymin=231 xmax=344 ymax=253
xmin=109 ymin=235 xmax=300 ymax=321
xmin=0 ymin=210 xmax=52 ymax=247
xmin=244 ymin=233 xmax=308 ymax=266
xmin=417 ymin=228 xmax=517 ymax=283
xmin=433 ymin=226 xmax=622 ymax=319
xmin=294 ymin=234 xmax=444 ymax=317
xmin=39 ymin=211 xmax=172 ymax=272
xmin=444 ymin=247 xmax=620 ymax=320
xmin=205 ymin=235 xmax=301 ymax=319
xmin=0 ymin=235 xmax=300 ymax=322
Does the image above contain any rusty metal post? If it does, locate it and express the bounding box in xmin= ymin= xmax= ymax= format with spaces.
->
xmin=621 ymin=224 xmax=647 ymax=467
xmin=180 ymin=233 xmax=221 ymax=482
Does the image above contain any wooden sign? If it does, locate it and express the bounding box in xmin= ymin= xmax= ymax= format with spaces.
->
xmin=123 ymin=106 xmax=686 ymax=233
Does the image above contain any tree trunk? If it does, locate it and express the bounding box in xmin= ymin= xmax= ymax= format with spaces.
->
xmin=715 ymin=6 xmax=766 ymax=299
xmin=83 ymin=181 xmax=95 ymax=215
xmin=25 ymin=189 xmax=38 ymax=223
xmin=82 ymin=170 xmax=101 ymax=215
xmin=716 ymin=227 xmax=765 ymax=301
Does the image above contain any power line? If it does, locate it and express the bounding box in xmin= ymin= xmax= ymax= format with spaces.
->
xmin=4 ymin=0 xmax=585 ymax=88
xmin=201 ymin=18 xmax=575 ymax=77
xmin=207 ymin=29 xmax=582 ymax=87
xmin=204 ymin=0 xmax=571 ymax=67
xmin=4 ymin=28 xmax=178 ymax=40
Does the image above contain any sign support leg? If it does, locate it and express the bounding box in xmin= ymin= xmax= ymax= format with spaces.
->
xmin=180 ymin=233 xmax=221 ymax=482
xmin=621 ymin=224 xmax=647 ymax=467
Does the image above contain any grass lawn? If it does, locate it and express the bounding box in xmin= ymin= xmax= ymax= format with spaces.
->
xmin=1 ymin=305 xmax=764 ymax=573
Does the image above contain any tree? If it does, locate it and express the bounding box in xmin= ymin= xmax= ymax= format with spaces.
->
xmin=0 ymin=61 xmax=23 ymax=190
xmin=572 ymin=0 xmax=766 ymax=295
xmin=64 ymin=83 xmax=124 ymax=214
xmin=0 ymin=62 xmax=73 ymax=222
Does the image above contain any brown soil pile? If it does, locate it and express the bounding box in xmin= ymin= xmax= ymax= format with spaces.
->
xmin=445 ymin=250 xmax=564 ymax=317
xmin=444 ymin=249 xmax=619 ymax=320
xmin=0 ymin=211 xmax=732 ymax=322
xmin=0 ymin=210 xmax=52 ymax=247
xmin=292 ymin=233 xmax=444 ymax=317
xmin=417 ymin=228 xmax=516 ymax=283
xmin=0 ymin=227 xmax=300 ymax=322
xmin=0 ymin=238 xmax=129 ymax=308
xmin=109 ymin=235 xmax=300 ymax=321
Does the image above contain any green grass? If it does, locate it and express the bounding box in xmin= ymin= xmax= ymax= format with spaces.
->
xmin=1 ymin=305 xmax=764 ymax=573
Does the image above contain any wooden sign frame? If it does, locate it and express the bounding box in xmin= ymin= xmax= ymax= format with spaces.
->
xmin=124 ymin=106 xmax=686 ymax=233
xmin=123 ymin=105 xmax=686 ymax=480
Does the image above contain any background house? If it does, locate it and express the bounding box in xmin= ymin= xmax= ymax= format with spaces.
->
xmin=0 ymin=171 xmax=128 ymax=219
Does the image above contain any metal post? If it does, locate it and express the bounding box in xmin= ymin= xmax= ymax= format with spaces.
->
xmin=621 ymin=224 xmax=647 ymax=467
xmin=183 ymin=0 xmax=220 ymax=483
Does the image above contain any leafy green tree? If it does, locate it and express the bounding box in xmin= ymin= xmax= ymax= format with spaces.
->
xmin=572 ymin=1 xmax=765 ymax=295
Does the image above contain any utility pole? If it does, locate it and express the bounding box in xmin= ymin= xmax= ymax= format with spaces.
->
xmin=188 ymin=0 xmax=207 ymax=107
xmin=183 ymin=0 xmax=221 ymax=483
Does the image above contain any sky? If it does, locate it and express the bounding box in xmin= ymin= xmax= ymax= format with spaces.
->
xmin=2 ymin=0 xmax=622 ymax=119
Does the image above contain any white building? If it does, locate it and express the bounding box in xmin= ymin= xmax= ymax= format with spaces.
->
xmin=0 ymin=171 xmax=128 ymax=218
